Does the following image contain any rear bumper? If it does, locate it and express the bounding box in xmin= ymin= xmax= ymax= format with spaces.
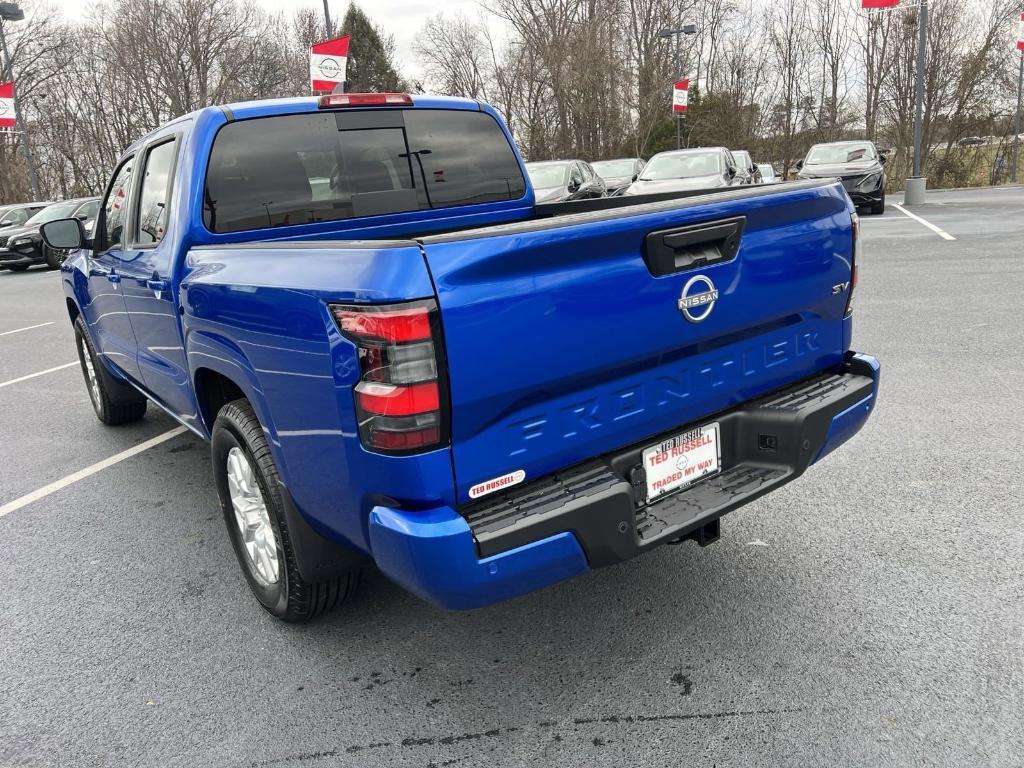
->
xmin=368 ymin=352 xmax=880 ymax=610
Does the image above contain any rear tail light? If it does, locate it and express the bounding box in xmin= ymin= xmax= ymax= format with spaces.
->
xmin=847 ymin=213 xmax=859 ymax=317
xmin=331 ymin=299 xmax=448 ymax=454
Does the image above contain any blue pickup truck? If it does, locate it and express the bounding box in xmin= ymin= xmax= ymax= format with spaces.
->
xmin=41 ymin=92 xmax=880 ymax=622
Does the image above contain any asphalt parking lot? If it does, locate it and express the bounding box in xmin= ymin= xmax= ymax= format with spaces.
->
xmin=1 ymin=185 xmax=1022 ymax=767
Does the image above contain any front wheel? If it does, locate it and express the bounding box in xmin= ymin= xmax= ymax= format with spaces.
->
xmin=870 ymin=191 xmax=885 ymax=215
xmin=44 ymin=245 xmax=68 ymax=269
xmin=211 ymin=399 xmax=359 ymax=622
xmin=74 ymin=317 xmax=147 ymax=425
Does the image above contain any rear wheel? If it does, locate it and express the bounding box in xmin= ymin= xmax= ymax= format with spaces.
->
xmin=212 ymin=399 xmax=359 ymax=622
xmin=870 ymin=191 xmax=885 ymax=215
xmin=74 ymin=317 xmax=147 ymax=425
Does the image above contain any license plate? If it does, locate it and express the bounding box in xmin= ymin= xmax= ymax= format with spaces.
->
xmin=641 ymin=422 xmax=721 ymax=502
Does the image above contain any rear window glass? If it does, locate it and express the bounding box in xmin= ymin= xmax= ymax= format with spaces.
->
xmin=204 ymin=108 xmax=527 ymax=233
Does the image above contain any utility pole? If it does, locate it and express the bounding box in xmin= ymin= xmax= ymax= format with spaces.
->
xmin=322 ymin=0 xmax=332 ymax=37
xmin=0 ymin=5 xmax=41 ymax=200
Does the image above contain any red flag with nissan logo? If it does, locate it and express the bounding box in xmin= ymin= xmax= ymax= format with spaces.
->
xmin=310 ymin=35 xmax=350 ymax=92
xmin=1017 ymin=12 xmax=1024 ymax=51
xmin=0 ymin=82 xmax=15 ymax=130
xmin=862 ymin=0 xmax=899 ymax=7
xmin=672 ymin=80 xmax=689 ymax=114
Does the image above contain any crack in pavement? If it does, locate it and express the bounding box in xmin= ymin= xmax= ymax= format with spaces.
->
xmin=250 ymin=706 xmax=804 ymax=766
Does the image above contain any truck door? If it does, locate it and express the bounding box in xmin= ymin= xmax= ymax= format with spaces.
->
xmin=86 ymin=155 xmax=144 ymax=384
xmin=115 ymin=134 xmax=196 ymax=424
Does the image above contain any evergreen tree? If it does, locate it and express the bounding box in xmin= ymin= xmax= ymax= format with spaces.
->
xmin=340 ymin=4 xmax=406 ymax=92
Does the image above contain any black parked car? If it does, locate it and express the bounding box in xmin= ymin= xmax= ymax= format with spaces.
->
xmin=0 ymin=197 xmax=100 ymax=271
xmin=622 ymin=147 xmax=745 ymax=196
xmin=0 ymin=201 xmax=51 ymax=230
xmin=525 ymin=160 xmax=607 ymax=202
xmin=796 ymin=140 xmax=886 ymax=214
xmin=591 ymin=157 xmax=646 ymax=196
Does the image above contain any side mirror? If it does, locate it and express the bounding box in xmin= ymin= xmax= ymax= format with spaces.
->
xmin=879 ymin=154 xmax=887 ymax=165
xmin=727 ymin=166 xmax=737 ymax=178
xmin=40 ymin=218 xmax=86 ymax=251
xmin=795 ymin=159 xmax=804 ymax=170
xmin=632 ymin=173 xmax=638 ymax=182
xmin=568 ymin=178 xmax=581 ymax=193
xmin=749 ymin=166 xmax=756 ymax=174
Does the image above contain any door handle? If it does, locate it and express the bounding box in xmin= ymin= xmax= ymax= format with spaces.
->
xmin=146 ymin=279 xmax=166 ymax=292
xmin=107 ymin=273 xmax=121 ymax=284
xmin=643 ymin=216 xmax=746 ymax=277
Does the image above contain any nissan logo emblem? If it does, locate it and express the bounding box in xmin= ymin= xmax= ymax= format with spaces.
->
xmin=677 ymin=274 xmax=719 ymax=323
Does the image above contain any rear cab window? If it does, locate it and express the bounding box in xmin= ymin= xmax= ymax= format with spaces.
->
xmin=203 ymin=108 xmax=527 ymax=234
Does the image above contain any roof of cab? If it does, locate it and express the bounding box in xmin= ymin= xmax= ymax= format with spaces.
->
xmin=220 ymin=93 xmax=483 ymax=121
xmin=123 ymin=93 xmax=485 ymax=154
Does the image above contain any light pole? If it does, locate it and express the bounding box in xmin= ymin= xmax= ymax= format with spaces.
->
xmin=905 ymin=0 xmax=928 ymax=204
xmin=0 ymin=1 xmax=40 ymax=200
xmin=1013 ymin=33 xmax=1022 ymax=183
xmin=658 ymin=23 xmax=698 ymax=150
xmin=322 ymin=0 xmax=332 ymax=37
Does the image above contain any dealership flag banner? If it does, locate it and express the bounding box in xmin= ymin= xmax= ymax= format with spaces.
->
xmin=862 ymin=0 xmax=899 ymax=8
xmin=310 ymin=35 xmax=350 ymax=92
xmin=673 ymin=80 xmax=689 ymax=114
xmin=0 ymin=82 xmax=15 ymax=130
xmin=1017 ymin=12 xmax=1024 ymax=51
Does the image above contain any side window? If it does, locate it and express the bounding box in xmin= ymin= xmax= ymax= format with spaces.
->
xmin=9 ymin=209 xmax=28 ymax=225
xmin=135 ymin=139 xmax=177 ymax=245
xmin=100 ymin=157 xmax=135 ymax=252
xmin=74 ymin=200 xmax=99 ymax=222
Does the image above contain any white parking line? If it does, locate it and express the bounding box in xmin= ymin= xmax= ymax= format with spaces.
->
xmin=0 ymin=427 xmax=188 ymax=519
xmin=0 ymin=321 xmax=53 ymax=337
xmin=891 ymin=203 xmax=956 ymax=241
xmin=0 ymin=362 xmax=78 ymax=389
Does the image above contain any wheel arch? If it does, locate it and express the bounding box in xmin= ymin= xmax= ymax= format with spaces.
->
xmin=66 ymin=297 xmax=81 ymax=325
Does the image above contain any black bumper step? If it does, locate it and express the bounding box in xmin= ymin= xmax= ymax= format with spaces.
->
xmin=458 ymin=361 xmax=875 ymax=567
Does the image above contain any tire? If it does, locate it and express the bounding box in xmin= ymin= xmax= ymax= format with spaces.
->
xmin=870 ymin=191 xmax=885 ymax=215
xmin=44 ymin=245 xmax=67 ymax=270
xmin=211 ymin=399 xmax=359 ymax=622
xmin=73 ymin=316 xmax=147 ymax=425
xmin=6 ymin=264 xmax=29 ymax=272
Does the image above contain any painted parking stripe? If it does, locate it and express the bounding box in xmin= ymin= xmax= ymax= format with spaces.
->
xmin=0 ymin=321 xmax=53 ymax=337
xmin=0 ymin=362 xmax=78 ymax=389
xmin=0 ymin=427 xmax=188 ymax=519
xmin=891 ymin=203 xmax=956 ymax=241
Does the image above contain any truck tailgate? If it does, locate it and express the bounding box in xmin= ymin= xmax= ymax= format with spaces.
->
xmin=419 ymin=181 xmax=855 ymax=502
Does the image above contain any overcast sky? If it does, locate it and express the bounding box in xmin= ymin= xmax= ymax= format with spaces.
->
xmin=49 ymin=0 xmax=502 ymax=80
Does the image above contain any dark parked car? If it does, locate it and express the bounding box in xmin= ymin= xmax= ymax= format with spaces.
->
xmin=524 ymin=160 xmax=606 ymax=202
xmin=730 ymin=150 xmax=761 ymax=183
xmin=0 ymin=202 xmax=51 ymax=230
xmin=591 ymin=157 xmax=646 ymax=196
xmin=796 ymin=140 xmax=886 ymax=214
xmin=0 ymin=197 xmax=100 ymax=271
xmin=622 ymin=147 xmax=744 ymax=196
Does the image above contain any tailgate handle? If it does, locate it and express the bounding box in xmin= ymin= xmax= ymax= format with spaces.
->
xmin=643 ymin=216 xmax=745 ymax=277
